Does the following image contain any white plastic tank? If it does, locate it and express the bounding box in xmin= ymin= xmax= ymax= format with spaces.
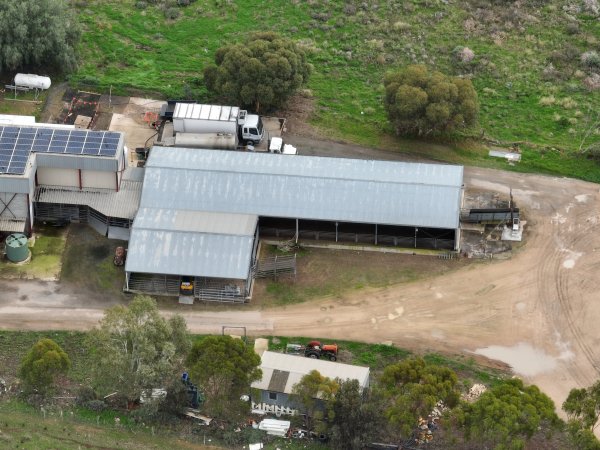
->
xmin=14 ymin=73 xmax=51 ymax=90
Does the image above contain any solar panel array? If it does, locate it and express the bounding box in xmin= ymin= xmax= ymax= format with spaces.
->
xmin=0 ymin=126 xmax=121 ymax=175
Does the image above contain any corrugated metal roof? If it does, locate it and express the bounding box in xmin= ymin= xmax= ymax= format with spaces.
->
xmin=147 ymin=147 xmax=463 ymax=187
xmin=125 ymin=228 xmax=254 ymax=279
xmin=252 ymin=352 xmax=370 ymax=394
xmin=0 ymin=218 xmax=26 ymax=233
xmin=134 ymin=207 xmax=257 ymax=236
xmin=141 ymin=148 xmax=463 ymax=229
xmin=173 ymin=103 xmax=239 ymax=122
xmin=34 ymin=180 xmax=142 ymax=219
xmin=122 ymin=166 xmax=145 ymax=182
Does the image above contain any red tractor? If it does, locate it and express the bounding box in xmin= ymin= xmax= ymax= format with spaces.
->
xmin=304 ymin=340 xmax=338 ymax=361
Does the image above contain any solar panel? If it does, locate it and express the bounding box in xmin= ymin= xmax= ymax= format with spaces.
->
xmin=0 ymin=126 xmax=122 ymax=175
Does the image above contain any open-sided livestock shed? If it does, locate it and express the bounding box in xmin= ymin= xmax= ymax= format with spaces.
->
xmin=125 ymin=146 xmax=464 ymax=300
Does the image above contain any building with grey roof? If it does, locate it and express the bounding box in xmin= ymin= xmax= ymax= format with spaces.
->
xmin=0 ymin=119 xmax=135 ymax=236
xmin=251 ymin=351 xmax=370 ymax=416
xmin=125 ymin=146 xmax=464 ymax=301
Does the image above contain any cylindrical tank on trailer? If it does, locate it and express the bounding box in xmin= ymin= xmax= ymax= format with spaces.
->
xmin=5 ymin=233 xmax=30 ymax=263
xmin=174 ymin=132 xmax=238 ymax=150
xmin=14 ymin=73 xmax=51 ymax=90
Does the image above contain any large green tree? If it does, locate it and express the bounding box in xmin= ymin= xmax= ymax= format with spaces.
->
xmin=186 ymin=335 xmax=261 ymax=417
xmin=18 ymin=338 xmax=70 ymax=394
xmin=379 ymin=357 xmax=460 ymax=437
xmin=87 ymin=295 xmax=190 ymax=405
xmin=291 ymin=370 xmax=339 ymax=432
xmin=456 ymin=378 xmax=560 ymax=450
xmin=329 ymin=379 xmax=383 ymax=450
xmin=384 ymin=64 xmax=479 ymax=137
xmin=0 ymin=0 xmax=80 ymax=73
xmin=204 ymin=32 xmax=311 ymax=112
xmin=563 ymin=380 xmax=600 ymax=431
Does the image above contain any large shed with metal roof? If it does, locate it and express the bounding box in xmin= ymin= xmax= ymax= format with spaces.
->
xmin=125 ymin=146 xmax=464 ymax=301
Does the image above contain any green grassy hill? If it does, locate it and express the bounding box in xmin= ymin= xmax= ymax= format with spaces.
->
xmin=72 ymin=1 xmax=599 ymax=174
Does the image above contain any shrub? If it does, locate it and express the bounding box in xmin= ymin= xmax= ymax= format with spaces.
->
xmin=583 ymin=0 xmax=600 ymax=16
xmin=135 ymin=1 xmax=147 ymax=9
xmin=453 ymin=46 xmax=476 ymax=63
xmin=85 ymin=400 xmax=107 ymax=412
xmin=581 ymin=51 xmax=600 ymax=69
xmin=18 ymin=339 xmax=71 ymax=394
xmin=384 ymin=64 xmax=479 ymax=137
xmin=538 ymin=95 xmax=556 ymax=106
xmin=583 ymin=73 xmax=600 ymax=91
xmin=164 ymin=7 xmax=180 ymax=19
xmin=75 ymin=386 xmax=97 ymax=406
xmin=558 ymin=97 xmax=578 ymax=109
xmin=565 ymin=22 xmax=580 ymax=35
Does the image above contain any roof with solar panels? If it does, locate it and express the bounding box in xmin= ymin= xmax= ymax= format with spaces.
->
xmin=0 ymin=125 xmax=124 ymax=176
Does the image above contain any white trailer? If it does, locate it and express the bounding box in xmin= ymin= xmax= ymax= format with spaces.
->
xmin=173 ymin=103 xmax=265 ymax=145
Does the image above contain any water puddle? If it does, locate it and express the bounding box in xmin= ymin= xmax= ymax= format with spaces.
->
xmin=474 ymin=342 xmax=572 ymax=377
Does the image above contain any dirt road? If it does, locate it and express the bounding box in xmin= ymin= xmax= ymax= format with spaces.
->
xmin=0 ymin=146 xmax=599 ymax=414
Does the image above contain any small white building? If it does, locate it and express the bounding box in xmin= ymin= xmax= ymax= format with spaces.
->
xmin=251 ymin=351 xmax=370 ymax=416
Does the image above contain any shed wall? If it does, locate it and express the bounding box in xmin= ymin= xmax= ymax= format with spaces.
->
xmin=37 ymin=168 xmax=79 ymax=188
xmin=82 ymin=170 xmax=116 ymax=190
xmin=258 ymin=391 xmax=297 ymax=410
xmin=0 ymin=193 xmax=28 ymax=219
xmin=0 ymin=176 xmax=31 ymax=194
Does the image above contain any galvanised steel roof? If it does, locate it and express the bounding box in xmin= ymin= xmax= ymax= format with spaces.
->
xmin=142 ymin=147 xmax=463 ymax=229
xmin=133 ymin=207 xmax=257 ymax=236
xmin=126 ymin=208 xmax=257 ymax=279
xmin=252 ymin=351 xmax=370 ymax=395
xmin=125 ymin=228 xmax=255 ymax=279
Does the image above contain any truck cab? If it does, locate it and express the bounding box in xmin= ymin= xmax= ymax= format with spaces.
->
xmin=239 ymin=113 xmax=264 ymax=145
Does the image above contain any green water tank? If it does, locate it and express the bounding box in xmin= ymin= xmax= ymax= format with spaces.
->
xmin=5 ymin=233 xmax=29 ymax=263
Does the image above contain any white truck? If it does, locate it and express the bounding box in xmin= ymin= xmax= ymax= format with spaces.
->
xmin=172 ymin=103 xmax=264 ymax=145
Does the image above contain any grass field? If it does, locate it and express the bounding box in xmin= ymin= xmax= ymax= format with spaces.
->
xmin=0 ymin=401 xmax=222 ymax=450
xmin=69 ymin=0 xmax=600 ymax=180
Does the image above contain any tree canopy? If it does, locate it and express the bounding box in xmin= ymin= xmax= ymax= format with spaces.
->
xmin=379 ymin=357 xmax=460 ymax=437
xmin=0 ymin=0 xmax=80 ymax=73
xmin=18 ymin=338 xmax=70 ymax=394
xmin=563 ymin=380 xmax=600 ymax=431
xmin=87 ymin=295 xmax=190 ymax=404
xmin=456 ymin=378 xmax=560 ymax=450
xmin=204 ymin=32 xmax=311 ymax=112
xmin=329 ymin=378 xmax=383 ymax=450
xmin=383 ymin=64 xmax=479 ymax=136
xmin=291 ymin=370 xmax=339 ymax=431
xmin=186 ymin=335 xmax=261 ymax=417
